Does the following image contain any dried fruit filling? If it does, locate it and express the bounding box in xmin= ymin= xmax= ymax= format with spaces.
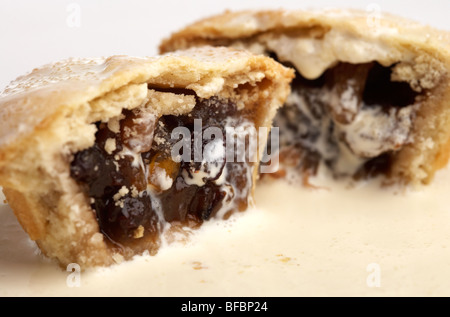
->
xmin=272 ymin=61 xmax=421 ymax=178
xmin=70 ymin=96 xmax=254 ymax=247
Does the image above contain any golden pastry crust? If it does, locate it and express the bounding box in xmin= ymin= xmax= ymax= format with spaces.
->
xmin=0 ymin=47 xmax=293 ymax=267
xmin=160 ymin=9 xmax=450 ymax=54
xmin=160 ymin=9 xmax=450 ymax=184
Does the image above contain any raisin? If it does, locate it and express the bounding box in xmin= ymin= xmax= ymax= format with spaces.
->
xmin=189 ymin=184 xmax=226 ymax=220
xmin=96 ymin=192 xmax=155 ymax=241
xmin=71 ymin=117 xmax=159 ymax=244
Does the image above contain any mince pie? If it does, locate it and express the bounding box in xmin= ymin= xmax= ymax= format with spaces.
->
xmin=0 ymin=47 xmax=293 ymax=267
xmin=161 ymin=9 xmax=450 ymax=184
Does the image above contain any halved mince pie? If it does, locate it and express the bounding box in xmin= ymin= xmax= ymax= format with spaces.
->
xmin=161 ymin=9 xmax=450 ymax=184
xmin=0 ymin=47 xmax=293 ymax=267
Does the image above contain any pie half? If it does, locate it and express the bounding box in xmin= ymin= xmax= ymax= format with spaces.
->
xmin=161 ymin=9 xmax=450 ymax=184
xmin=0 ymin=47 xmax=293 ymax=267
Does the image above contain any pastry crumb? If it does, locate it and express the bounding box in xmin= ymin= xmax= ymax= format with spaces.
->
xmin=107 ymin=114 xmax=124 ymax=133
xmin=133 ymin=225 xmax=144 ymax=239
xmin=113 ymin=186 xmax=129 ymax=207
xmin=104 ymin=138 xmax=116 ymax=154
xmin=112 ymin=253 xmax=124 ymax=264
xmin=113 ymin=186 xmax=129 ymax=201
xmin=192 ymin=261 xmax=208 ymax=270
xmin=130 ymin=185 xmax=139 ymax=198
xmin=153 ymin=135 xmax=165 ymax=145
xmin=90 ymin=232 xmax=104 ymax=244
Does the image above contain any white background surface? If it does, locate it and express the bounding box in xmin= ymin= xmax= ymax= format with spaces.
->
xmin=0 ymin=0 xmax=449 ymax=91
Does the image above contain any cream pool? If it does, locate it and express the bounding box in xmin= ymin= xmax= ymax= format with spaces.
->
xmin=1 ymin=164 xmax=450 ymax=296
